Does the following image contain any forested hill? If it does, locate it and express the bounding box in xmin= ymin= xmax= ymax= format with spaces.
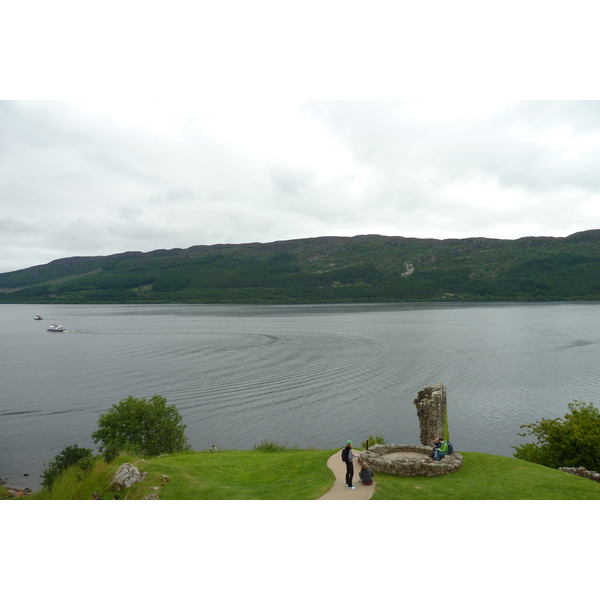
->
xmin=2 ymin=230 xmax=600 ymax=303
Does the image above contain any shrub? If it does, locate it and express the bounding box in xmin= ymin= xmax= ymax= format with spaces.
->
xmin=102 ymin=444 xmax=121 ymax=464
xmin=513 ymin=400 xmax=600 ymax=471
xmin=367 ymin=434 xmax=386 ymax=447
xmin=254 ymin=439 xmax=296 ymax=452
xmin=75 ymin=455 xmax=96 ymax=481
xmin=41 ymin=444 xmax=94 ymax=490
xmin=91 ymin=395 xmax=190 ymax=457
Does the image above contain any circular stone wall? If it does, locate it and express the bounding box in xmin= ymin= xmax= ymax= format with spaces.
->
xmin=358 ymin=444 xmax=463 ymax=477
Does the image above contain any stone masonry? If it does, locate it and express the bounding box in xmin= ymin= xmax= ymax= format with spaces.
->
xmin=355 ymin=382 xmax=462 ymax=478
xmin=558 ymin=466 xmax=600 ymax=483
xmin=413 ymin=382 xmax=447 ymax=445
xmin=358 ymin=444 xmax=463 ymax=477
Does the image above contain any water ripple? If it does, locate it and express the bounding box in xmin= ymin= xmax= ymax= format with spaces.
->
xmin=3 ymin=302 xmax=600 ymax=489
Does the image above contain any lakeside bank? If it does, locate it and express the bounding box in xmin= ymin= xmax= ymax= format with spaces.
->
xmin=6 ymin=449 xmax=600 ymax=501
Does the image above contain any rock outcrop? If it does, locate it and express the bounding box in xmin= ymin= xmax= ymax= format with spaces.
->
xmin=111 ymin=463 xmax=147 ymax=489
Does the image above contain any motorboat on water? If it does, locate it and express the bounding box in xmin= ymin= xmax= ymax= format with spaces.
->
xmin=34 ymin=315 xmax=44 ymax=320
xmin=47 ymin=324 xmax=65 ymax=332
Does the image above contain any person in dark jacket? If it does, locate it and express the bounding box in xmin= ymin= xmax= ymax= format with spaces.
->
xmin=430 ymin=436 xmax=441 ymax=458
xmin=358 ymin=462 xmax=374 ymax=486
xmin=341 ymin=441 xmax=356 ymax=489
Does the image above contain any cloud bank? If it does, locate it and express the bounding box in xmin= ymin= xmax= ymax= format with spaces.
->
xmin=2 ymin=100 xmax=599 ymax=273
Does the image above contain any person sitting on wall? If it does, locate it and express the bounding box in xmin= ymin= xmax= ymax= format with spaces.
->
xmin=358 ymin=462 xmax=374 ymax=486
xmin=434 ymin=437 xmax=449 ymax=461
xmin=430 ymin=436 xmax=441 ymax=458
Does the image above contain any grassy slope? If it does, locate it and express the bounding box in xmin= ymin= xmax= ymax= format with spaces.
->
xmin=22 ymin=449 xmax=600 ymax=500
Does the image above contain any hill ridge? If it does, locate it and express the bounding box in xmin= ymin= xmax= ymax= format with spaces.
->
xmin=3 ymin=229 xmax=600 ymax=303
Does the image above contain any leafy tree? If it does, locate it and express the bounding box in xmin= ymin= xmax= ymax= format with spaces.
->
xmin=367 ymin=434 xmax=386 ymax=447
xmin=41 ymin=444 xmax=94 ymax=490
xmin=91 ymin=395 xmax=190 ymax=457
xmin=513 ymin=401 xmax=600 ymax=471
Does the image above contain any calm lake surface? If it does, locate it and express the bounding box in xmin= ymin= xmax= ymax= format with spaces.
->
xmin=1 ymin=302 xmax=599 ymax=490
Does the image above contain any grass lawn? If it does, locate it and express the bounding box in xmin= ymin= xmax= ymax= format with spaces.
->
xmin=370 ymin=451 xmax=600 ymax=500
xmin=20 ymin=449 xmax=600 ymax=500
xmin=138 ymin=449 xmax=335 ymax=500
xmin=28 ymin=448 xmax=335 ymax=500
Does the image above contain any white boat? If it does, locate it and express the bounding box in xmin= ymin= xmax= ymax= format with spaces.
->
xmin=47 ymin=324 xmax=65 ymax=332
xmin=34 ymin=315 xmax=44 ymax=320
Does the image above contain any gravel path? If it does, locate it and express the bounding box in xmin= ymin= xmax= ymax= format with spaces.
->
xmin=318 ymin=449 xmax=376 ymax=500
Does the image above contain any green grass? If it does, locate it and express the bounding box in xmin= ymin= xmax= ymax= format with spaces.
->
xmin=19 ymin=449 xmax=600 ymax=500
xmin=371 ymin=452 xmax=600 ymax=500
xmin=27 ymin=449 xmax=335 ymax=500
xmin=139 ymin=449 xmax=334 ymax=500
xmin=30 ymin=457 xmax=127 ymax=500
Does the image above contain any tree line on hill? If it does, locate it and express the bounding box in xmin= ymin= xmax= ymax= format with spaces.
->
xmin=2 ymin=230 xmax=600 ymax=303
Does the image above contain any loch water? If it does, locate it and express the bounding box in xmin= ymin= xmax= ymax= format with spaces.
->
xmin=1 ymin=301 xmax=599 ymax=490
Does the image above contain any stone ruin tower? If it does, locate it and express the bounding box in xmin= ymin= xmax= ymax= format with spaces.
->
xmin=413 ymin=382 xmax=447 ymax=445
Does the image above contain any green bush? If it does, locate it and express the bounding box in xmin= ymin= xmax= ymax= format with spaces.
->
xmin=367 ymin=434 xmax=386 ymax=447
xmin=41 ymin=444 xmax=94 ymax=490
xmin=92 ymin=395 xmax=190 ymax=457
xmin=102 ymin=444 xmax=122 ymax=463
xmin=75 ymin=455 xmax=96 ymax=481
xmin=253 ymin=439 xmax=297 ymax=452
xmin=513 ymin=400 xmax=600 ymax=471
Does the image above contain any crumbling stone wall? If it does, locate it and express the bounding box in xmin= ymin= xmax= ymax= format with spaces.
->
xmin=558 ymin=466 xmax=600 ymax=483
xmin=413 ymin=383 xmax=447 ymax=445
xmin=359 ymin=444 xmax=463 ymax=477
xmin=354 ymin=383 xmax=460 ymax=478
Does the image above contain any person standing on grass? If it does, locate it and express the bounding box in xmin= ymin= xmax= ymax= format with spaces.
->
xmin=342 ymin=441 xmax=356 ymax=489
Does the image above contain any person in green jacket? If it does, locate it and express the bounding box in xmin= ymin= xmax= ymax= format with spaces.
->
xmin=434 ymin=437 xmax=449 ymax=461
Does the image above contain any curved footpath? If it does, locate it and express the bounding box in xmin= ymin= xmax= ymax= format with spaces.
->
xmin=318 ymin=449 xmax=375 ymax=500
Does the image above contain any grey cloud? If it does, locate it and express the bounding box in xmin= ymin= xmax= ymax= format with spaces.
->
xmin=2 ymin=100 xmax=599 ymax=273
xmin=267 ymin=163 xmax=316 ymax=195
xmin=305 ymin=100 xmax=600 ymax=194
xmin=148 ymin=185 xmax=199 ymax=204
xmin=0 ymin=216 xmax=43 ymax=235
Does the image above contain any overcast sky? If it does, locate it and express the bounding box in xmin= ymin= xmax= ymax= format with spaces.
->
xmin=2 ymin=2 xmax=600 ymax=274
xmin=2 ymin=99 xmax=600 ymax=273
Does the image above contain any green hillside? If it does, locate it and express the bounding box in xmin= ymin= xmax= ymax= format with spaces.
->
xmin=14 ymin=449 xmax=600 ymax=500
xmin=3 ymin=229 xmax=600 ymax=303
